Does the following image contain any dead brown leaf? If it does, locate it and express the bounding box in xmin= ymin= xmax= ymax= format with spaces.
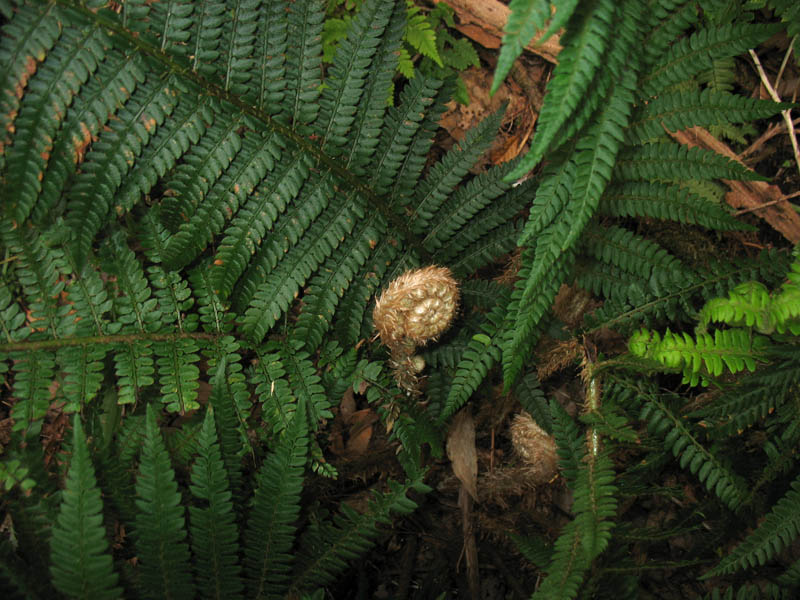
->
xmin=446 ymin=409 xmax=478 ymax=501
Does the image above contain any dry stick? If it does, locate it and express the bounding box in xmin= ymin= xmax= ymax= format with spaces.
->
xmin=734 ymin=189 xmax=800 ymax=216
xmin=749 ymin=46 xmax=800 ymax=177
xmin=741 ymin=116 xmax=800 ymax=159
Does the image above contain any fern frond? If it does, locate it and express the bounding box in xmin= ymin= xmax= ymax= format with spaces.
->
xmin=640 ymin=22 xmax=782 ymax=97
xmin=598 ymin=181 xmax=748 ymax=230
xmin=0 ymin=2 xmax=62 ymax=175
xmin=573 ymin=450 xmax=618 ymax=560
xmin=210 ymin=151 xmax=313 ymax=299
xmin=435 ymin=180 xmax=530 ymax=274
xmin=281 ymin=340 xmax=333 ymax=431
xmin=58 ymin=344 xmax=107 ymax=413
xmin=238 ymin=188 xmax=364 ymax=343
xmin=153 ymin=338 xmax=201 ymax=413
xmin=509 ymin=72 xmax=637 ymax=378
xmin=250 ymin=342 xmax=296 ymax=435
xmin=693 ymin=355 xmax=800 ymax=439
xmin=409 ymin=105 xmax=504 ymax=233
xmin=291 ymin=477 xmax=424 ymax=593
xmin=315 ymin=0 xmax=392 ymax=154
xmin=582 ymin=224 xmax=690 ymax=283
xmin=285 ymin=0 xmax=325 ymax=128
xmin=4 ymin=22 xmax=111 ymax=225
xmin=66 ymin=77 xmax=179 ymax=266
xmin=115 ymin=95 xmax=211 ymax=219
xmin=189 ymin=408 xmax=244 ymax=600
xmin=50 ymin=416 xmax=121 ymax=600
xmin=160 ymin=111 xmax=244 ymax=232
xmin=514 ymin=370 xmax=553 ymax=434
xmin=491 ymin=0 xmax=552 ymax=95
xmin=441 ymin=290 xmax=508 ymax=420
xmin=113 ymin=339 xmax=155 ymax=405
xmin=5 ymin=224 xmax=67 ymax=340
xmin=704 ymin=475 xmax=800 ymax=578
xmin=502 ymin=247 xmax=576 ymax=387
xmin=206 ymin=359 xmax=247 ymax=497
xmin=134 ymin=404 xmax=194 ymax=599
xmin=511 ymin=0 xmax=616 ymax=176
xmin=370 ymin=73 xmax=443 ymax=196
xmin=423 ymin=158 xmax=518 ymax=254
xmin=342 ymin=0 xmax=404 ymax=174
xmin=531 ymin=518 xmax=591 ymax=600
xmin=9 ymin=350 xmax=55 ymax=436
xmin=523 ymin=0 xmax=641 ymax=169
xmin=640 ymin=395 xmax=747 ymax=510
xmin=244 ymin=400 xmax=309 ymax=600
xmin=626 ymin=89 xmax=793 ymax=144
xmin=629 ymin=327 xmax=768 ymax=386
xmin=216 ymin=0 xmax=260 ymax=95
xmin=640 ymin=0 xmax=698 ymax=72
xmin=293 ymin=216 xmax=382 ymax=352
xmin=162 ymin=127 xmax=282 ymax=271
xmin=250 ymin=0 xmax=288 ymax=114
xmin=549 ymin=397 xmax=584 ymax=484
xmin=614 ymin=142 xmax=768 ymax=183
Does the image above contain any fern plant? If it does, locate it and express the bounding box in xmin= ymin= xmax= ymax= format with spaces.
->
xmin=0 ymin=0 xmax=798 ymax=597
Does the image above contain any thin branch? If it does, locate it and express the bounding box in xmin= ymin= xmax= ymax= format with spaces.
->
xmin=734 ymin=189 xmax=800 ymax=216
xmin=749 ymin=48 xmax=800 ymax=178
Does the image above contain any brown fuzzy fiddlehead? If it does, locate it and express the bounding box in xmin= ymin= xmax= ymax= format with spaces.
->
xmin=373 ymin=266 xmax=459 ymax=395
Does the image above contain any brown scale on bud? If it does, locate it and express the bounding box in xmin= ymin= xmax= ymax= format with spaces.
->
xmin=373 ymin=266 xmax=459 ymax=395
xmin=510 ymin=412 xmax=558 ymax=484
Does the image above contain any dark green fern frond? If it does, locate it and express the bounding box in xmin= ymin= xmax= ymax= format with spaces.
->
xmin=285 ymin=0 xmax=325 ymax=128
xmin=134 ymin=404 xmax=194 ymax=600
xmin=598 ymin=181 xmax=748 ymax=230
xmin=409 ymin=104 xmax=505 ymax=232
xmin=314 ymin=0 xmax=393 ymax=155
xmin=281 ymin=340 xmax=333 ymax=431
xmin=189 ymin=408 xmax=243 ymax=600
xmin=614 ymin=142 xmax=768 ymax=183
xmin=640 ymin=0 xmax=698 ymax=72
xmin=66 ymin=76 xmax=180 ymax=267
xmin=491 ymin=0 xmax=552 ymax=95
xmin=291 ymin=476 xmax=425 ymax=594
xmin=626 ymin=90 xmax=793 ymax=144
xmin=502 ymin=246 xmax=576 ymax=387
xmin=244 ymin=400 xmax=309 ymax=600
xmin=583 ymin=224 xmax=690 ymax=284
xmin=160 ymin=109 xmax=245 ymax=233
xmin=162 ymin=125 xmax=283 ymax=272
xmin=640 ymin=22 xmax=782 ymax=97
xmin=441 ymin=289 xmax=509 ymax=421
xmin=704 ymin=474 xmax=800 ymax=578
xmin=210 ymin=150 xmax=313 ymax=300
xmin=50 ymin=416 xmax=121 ymax=600
xmin=512 ymin=0 xmax=617 ymax=176
xmin=640 ymin=395 xmax=747 ymax=510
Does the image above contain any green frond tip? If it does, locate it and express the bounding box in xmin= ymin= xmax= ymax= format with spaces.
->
xmin=628 ymin=327 xmax=768 ymax=386
xmin=244 ymin=399 xmax=309 ymax=600
xmin=50 ymin=415 xmax=121 ymax=600
xmin=134 ymin=403 xmax=194 ymax=599
xmin=189 ymin=407 xmax=244 ymax=600
xmin=491 ymin=0 xmax=551 ymax=96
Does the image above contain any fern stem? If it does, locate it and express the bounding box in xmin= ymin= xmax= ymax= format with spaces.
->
xmin=0 ymin=331 xmax=219 ymax=353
